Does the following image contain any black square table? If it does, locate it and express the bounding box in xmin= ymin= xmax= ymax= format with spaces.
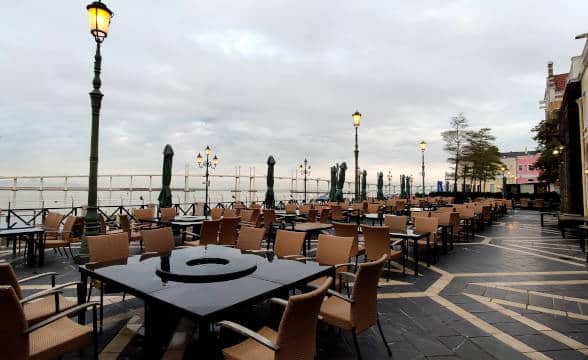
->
xmin=78 ymin=245 xmax=333 ymax=356
xmin=389 ymin=230 xmax=431 ymax=275
xmin=0 ymin=227 xmax=45 ymax=266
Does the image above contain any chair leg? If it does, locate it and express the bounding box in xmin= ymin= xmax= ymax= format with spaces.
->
xmin=68 ymin=243 xmax=75 ymax=258
xmin=87 ymin=284 xmax=93 ymax=302
xmin=351 ymin=329 xmax=362 ymax=360
xmin=100 ymin=285 xmax=104 ymax=333
xmin=57 ymin=247 xmax=63 ymax=256
xmin=376 ymin=318 xmax=392 ymax=356
xmin=63 ymin=247 xmax=69 ymax=258
xmin=387 ymin=260 xmax=391 ymax=281
xmin=122 ymin=292 xmax=127 ymax=301
xmin=92 ymin=305 xmax=99 ymax=360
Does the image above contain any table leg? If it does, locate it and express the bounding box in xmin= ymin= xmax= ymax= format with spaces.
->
xmin=540 ymin=214 xmax=544 ymax=227
xmin=450 ymin=227 xmax=454 ymax=250
xmin=26 ymin=235 xmax=36 ymax=266
xmin=442 ymin=227 xmax=448 ymax=254
xmin=78 ymin=272 xmax=88 ymax=324
xmin=143 ymin=301 xmax=179 ymax=357
xmin=12 ymin=235 xmax=17 ymax=256
xmin=37 ymin=232 xmax=45 ymax=267
xmin=413 ymin=237 xmax=418 ymax=276
xmin=402 ymin=239 xmax=406 ymax=275
xmin=426 ymin=235 xmax=431 ymax=267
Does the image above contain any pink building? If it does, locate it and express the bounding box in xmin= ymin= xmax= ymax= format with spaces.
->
xmin=515 ymin=153 xmax=541 ymax=184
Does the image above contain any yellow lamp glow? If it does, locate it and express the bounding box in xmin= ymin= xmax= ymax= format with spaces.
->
xmin=196 ymin=153 xmax=203 ymax=165
xmin=205 ymin=146 xmax=211 ymax=156
xmin=419 ymin=140 xmax=427 ymax=152
xmin=87 ymin=1 xmax=113 ymax=43
xmin=352 ymin=111 xmax=361 ymax=127
xmin=212 ymin=155 xmax=219 ymax=166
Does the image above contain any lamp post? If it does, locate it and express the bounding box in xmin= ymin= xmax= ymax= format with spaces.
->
xmin=501 ymin=166 xmax=507 ymax=198
xmin=352 ymin=111 xmax=362 ymax=202
xmin=419 ymin=140 xmax=427 ymax=196
xmin=299 ymin=158 xmax=311 ymax=203
xmin=196 ymin=146 xmax=219 ymax=217
xmin=387 ymin=171 xmax=393 ymax=198
xmin=78 ymin=1 xmax=113 ymax=263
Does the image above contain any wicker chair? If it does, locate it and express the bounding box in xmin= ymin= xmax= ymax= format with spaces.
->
xmin=411 ymin=216 xmax=439 ymax=264
xmin=236 ymin=226 xmax=266 ymax=252
xmin=305 ymin=209 xmax=318 ymax=223
xmin=218 ymin=217 xmax=241 ymax=246
xmin=318 ymin=254 xmax=391 ymax=359
xmin=319 ymin=208 xmax=331 ymax=224
xmin=0 ymin=264 xmax=78 ymax=326
xmin=0 ymin=285 xmax=99 ymax=360
xmin=118 ymin=214 xmax=144 ymax=248
xmin=211 ymin=207 xmax=224 ymax=220
xmin=285 ymin=203 xmax=297 ymax=214
xmin=306 ymin=234 xmax=354 ymax=291
xmin=44 ymin=215 xmax=80 ymax=258
xmin=184 ymin=219 xmax=221 ymax=246
xmin=141 ymin=227 xmax=175 ymax=253
xmin=159 ymin=207 xmax=177 ymax=222
xmin=134 ymin=208 xmax=155 ymax=226
xmin=362 ymin=225 xmax=403 ymax=279
xmin=332 ymin=222 xmax=364 ymax=264
xmin=219 ymin=277 xmax=332 ymax=360
xmin=223 ymin=208 xmax=239 ymax=218
xmin=87 ymin=232 xmax=130 ymax=332
xmin=331 ymin=205 xmax=347 ymax=222
xmin=273 ymin=230 xmax=306 ymax=258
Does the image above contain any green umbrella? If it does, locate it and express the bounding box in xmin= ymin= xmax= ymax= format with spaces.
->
xmin=335 ymin=162 xmax=347 ymax=201
xmin=377 ymin=172 xmax=384 ymax=200
xmin=264 ymin=156 xmax=276 ymax=208
xmin=400 ymin=175 xmax=406 ymax=198
xmin=158 ymin=144 xmax=174 ymax=209
xmin=361 ymin=170 xmax=367 ymax=201
xmin=329 ymin=165 xmax=338 ymax=201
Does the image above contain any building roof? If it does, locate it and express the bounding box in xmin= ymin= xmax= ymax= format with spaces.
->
xmin=554 ymin=73 xmax=568 ymax=91
xmin=500 ymin=151 xmax=539 ymax=158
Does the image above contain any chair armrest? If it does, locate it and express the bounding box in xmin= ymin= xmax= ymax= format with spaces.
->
xmin=338 ymin=271 xmax=357 ymax=281
xmin=218 ymin=320 xmax=280 ymax=352
xmin=20 ymin=281 xmax=80 ymax=305
xmin=307 ymin=284 xmax=355 ymax=303
xmin=268 ymin=298 xmax=288 ymax=307
xmin=18 ymin=272 xmax=57 ymax=284
xmin=25 ymin=302 xmax=99 ymax=334
xmin=174 ymin=246 xmax=191 ymax=250
xmin=391 ymin=239 xmax=404 ymax=246
xmin=334 ymin=263 xmax=354 ymax=269
xmin=281 ymin=254 xmax=303 ymax=259
xmin=181 ymin=231 xmax=200 ymax=238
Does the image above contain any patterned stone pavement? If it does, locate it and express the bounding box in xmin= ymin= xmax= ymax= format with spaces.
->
xmin=2 ymin=210 xmax=588 ymax=359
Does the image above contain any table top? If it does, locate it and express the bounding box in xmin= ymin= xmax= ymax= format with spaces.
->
xmin=389 ymin=231 xmax=430 ymax=239
xmin=174 ymin=215 xmax=208 ymax=222
xmin=365 ymin=213 xmax=382 ymax=219
xmin=0 ymin=227 xmax=44 ymax=235
xmin=293 ymin=222 xmax=334 ymax=232
xmin=275 ymin=210 xmax=299 ymax=216
xmin=170 ymin=221 xmax=204 ymax=227
xmin=79 ymin=245 xmax=332 ymax=320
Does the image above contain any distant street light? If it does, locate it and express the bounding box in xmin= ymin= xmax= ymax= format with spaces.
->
xmin=78 ymin=0 xmax=113 ymax=263
xmin=197 ymin=146 xmax=219 ymax=217
xmin=352 ymin=110 xmax=361 ymax=202
xmin=299 ymin=158 xmax=311 ymax=203
xmin=419 ymin=140 xmax=427 ymax=196
xmin=387 ymin=170 xmax=393 ymax=197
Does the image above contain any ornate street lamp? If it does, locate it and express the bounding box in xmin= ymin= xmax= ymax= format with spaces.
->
xmin=352 ymin=110 xmax=362 ymax=202
xmin=299 ymin=158 xmax=311 ymax=203
xmin=197 ymin=146 xmax=219 ymax=217
xmin=78 ymin=1 xmax=113 ymax=263
xmin=419 ymin=140 xmax=427 ymax=196
xmin=501 ymin=166 xmax=507 ymax=198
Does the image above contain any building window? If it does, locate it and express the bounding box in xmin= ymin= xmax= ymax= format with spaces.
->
xmin=529 ymin=164 xmax=535 ymax=171
xmin=518 ymin=165 xmax=523 ymax=171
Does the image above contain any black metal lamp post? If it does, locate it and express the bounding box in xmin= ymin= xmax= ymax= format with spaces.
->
xmin=501 ymin=166 xmax=507 ymax=198
xmin=352 ymin=111 xmax=362 ymax=202
xmin=196 ymin=146 xmax=219 ymax=217
xmin=387 ymin=171 xmax=393 ymax=198
xmin=299 ymin=158 xmax=311 ymax=203
xmin=419 ymin=140 xmax=427 ymax=196
xmin=78 ymin=1 xmax=113 ymax=263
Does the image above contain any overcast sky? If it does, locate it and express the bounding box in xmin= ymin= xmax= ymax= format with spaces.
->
xmin=1 ymin=1 xmax=587 ymax=185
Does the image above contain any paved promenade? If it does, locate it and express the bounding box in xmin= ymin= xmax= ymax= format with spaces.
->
xmin=3 ymin=210 xmax=588 ymax=359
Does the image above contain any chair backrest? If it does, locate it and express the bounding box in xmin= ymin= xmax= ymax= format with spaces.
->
xmin=460 ymin=207 xmax=475 ymax=218
xmin=61 ymin=215 xmax=79 ymax=242
xmin=218 ymin=217 xmax=241 ymax=246
xmin=384 ymin=215 xmax=407 ymax=233
xmin=367 ymin=203 xmax=380 ymax=213
xmin=351 ymin=255 xmax=387 ymax=332
xmin=0 ymin=285 xmax=28 ymax=359
xmin=44 ymin=211 xmax=63 ymax=231
xmin=249 ymin=208 xmax=261 ymax=224
xmin=414 ymin=217 xmax=439 ymax=242
xmin=306 ymin=209 xmax=318 ymax=223
xmin=332 ymin=222 xmax=360 ymax=256
xmin=299 ymin=204 xmax=312 ymax=215
xmin=362 ymin=225 xmax=390 ymax=262
xmin=159 ymin=207 xmax=177 ymax=221
xmin=249 ymin=203 xmax=261 ymax=209
xmin=263 ymin=209 xmax=276 ymax=230
xmin=199 ymin=219 xmax=222 ymax=245
xmin=0 ymin=264 xmax=22 ymax=299
xmin=240 ymin=210 xmax=254 ymax=223
xmin=285 ymin=203 xmax=298 ymax=214
xmin=315 ymin=234 xmax=353 ymax=269
xmin=142 ymin=227 xmax=175 ymax=253
xmin=274 ymin=230 xmax=305 ymax=258
xmin=134 ymin=207 xmax=154 ymax=222
xmin=237 ymin=226 xmax=266 ymax=251
xmin=210 ymin=207 xmax=224 ymax=220
xmin=118 ymin=214 xmax=131 ymax=235
xmin=535 ymin=199 xmax=545 ymax=208
xmin=436 ymin=206 xmax=454 ymax=213
xmin=432 ymin=211 xmax=451 ymax=225
xmin=223 ymin=208 xmax=238 ymax=218
xmin=87 ymin=232 xmax=130 ymax=263
xmin=331 ymin=205 xmax=345 ymax=221
xmin=275 ymin=277 xmax=332 ymax=359
xmin=319 ymin=208 xmax=330 ymax=223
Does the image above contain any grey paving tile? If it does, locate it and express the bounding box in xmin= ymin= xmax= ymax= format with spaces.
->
xmin=470 ymin=336 xmax=528 ymax=360
xmin=553 ymin=298 xmax=583 ymax=314
xmin=529 ymin=294 xmax=555 ymax=309
xmin=540 ymin=350 xmax=588 ymax=360
xmin=515 ymin=334 xmax=572 ymax=351
xmin=493 ymin=322 xmax=541 ymax=336
xmin=476 ymin=311 xmax=516 ymax=324
xmin=504 ymin=291 xmax=529 ymax=305
xmin=403 ymin=332 xmax=454 ymax=357
xmin=448 ymin=320 xmax=492 ymax=338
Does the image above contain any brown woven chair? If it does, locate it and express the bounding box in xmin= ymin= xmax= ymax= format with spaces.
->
xmin=159 ymin=207 xmax=177 ymax=222
xmin=118 ymin=214 xmax=143 ymax=248
xmin=0 ymin=285 xmax=99 ymax=360
xmin=220 ymin=277 xmax=332 ymax=360
xmin=411 ymin=216 xmax=439 ymax=264
xmin=87 ymin=232 xmax=130 ymax=332
xmin=273 ymin=230 xmax=305 ymax=258
xmin=44 ymin=215 xmax=80 ymax=258
xmin=134 ymin=207 xmax=155 ymax=225
xmin=362 ymin=225 xmax=402 ymax=279
xmin=223 ymin=208 xmax=239 ymax=218
xmin=0 ymin=264 xmax=78 ymax=326
xmin=236 ymin=226 xmax=266 ymax=251
xmin=331 ymin=205 xmax=347 ymax=222
xmin=141 ymin=227 xmax=175 ymax=253
xmin=319 ymin=208 xmax=331 ymax=224
xmin=184 ymin=219 xmax=221 ymax=246
xmin=305 ymin=209 xmax=318 ymax=223
xmin=332 ymin=222 xmax=364 ymax=264
xmin=211 ymin=207 xmax=224 ymax=220
xmin=318 ymin=254 xmax=391 ymax=359
xmin=218 ymin=217 xmax=241 ymax=246
xmin=307 ymin=234 xmax=354 ymax=291
xmin=285 ymin=203 xmax=297 ymax=214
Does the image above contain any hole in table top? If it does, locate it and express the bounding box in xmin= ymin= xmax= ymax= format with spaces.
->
xmin=185 ymin=258 xmax=230 ymax=267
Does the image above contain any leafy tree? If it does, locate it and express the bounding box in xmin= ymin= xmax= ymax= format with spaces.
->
xmin=461 ymin=128 xmax=503 ymax=191
xmin=532 ymin=118 xmax=560 ymax=184
xmin=441 ymin=113 xmax=469 ymax=192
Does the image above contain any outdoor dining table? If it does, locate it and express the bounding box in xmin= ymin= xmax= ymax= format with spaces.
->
xmin=365 ymin=213 xmax=383 ymax=226
xmin=159 ymin=215 xmax=207 ymax=243
xmin=78 ymin=245 xmax=333 ymax=357
xmin=436 ymin=223 xmax=454 ymax=254
xmin=0 ymin=227 xmax=45 ymax=266
xmin=292 ymin=222 xmax=333 ymax=255
xmin=389 ymin=230 xmax=431 ymax=275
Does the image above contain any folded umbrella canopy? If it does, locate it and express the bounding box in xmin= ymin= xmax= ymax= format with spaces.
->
xmin=158 ymin=144 xmax=174 ymax=209
xmin=264 ymin=156 xmax=276 ymax=208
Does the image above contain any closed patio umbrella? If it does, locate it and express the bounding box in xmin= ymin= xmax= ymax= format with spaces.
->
xmin=329 ymin=165 xmax=338 ymax=201
xmin=377 ymin=172 xmax=384 ymax=200
xmin=336 ymin=162 xmax=347 ymax=201
xmin=158 ymin=144 xmax=174 ymax=209
xmin=361 ymin=170 xmax=367 ymax=201
xmin=264 ymin=156 xmax=276 ymax=208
